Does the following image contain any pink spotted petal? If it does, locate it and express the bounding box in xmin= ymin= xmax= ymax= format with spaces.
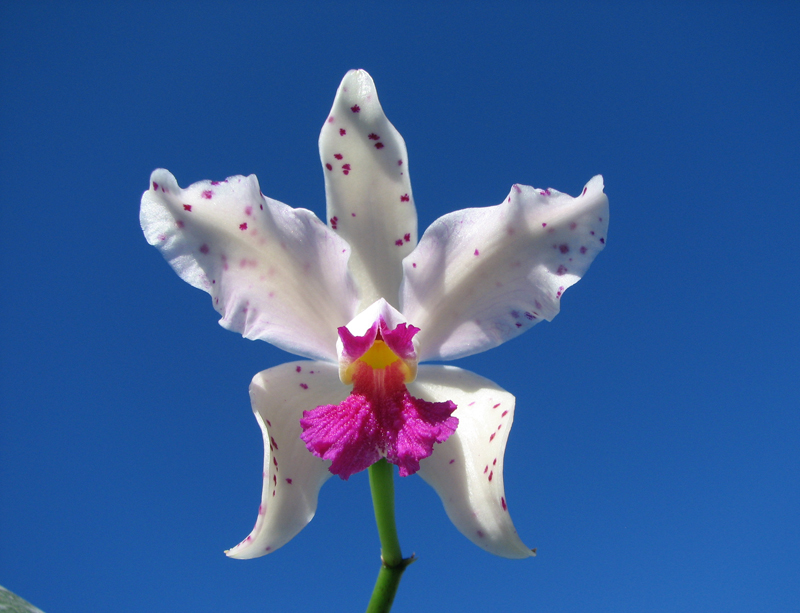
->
xmin=141 ymin=170 xmax=359 ymax=361
xmin=320 ymin=70 xmax=418 ymax=309
xmin=300 ymin=363 xmax=457 ymax=480
xmin=412 ymin=365 xmax=535 ymax=559
xmin=401 ymin=175 xmax=609 ymax=361
xmin=226 ymin=361 xmax=347 ymax=559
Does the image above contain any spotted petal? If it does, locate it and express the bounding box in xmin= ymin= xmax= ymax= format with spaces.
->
xmin=226 ymin=361 xmax=348 ymax=559
xmin=401 ymin=176 xmax=608 ymax=361
xmin=412 ymin=365 xmax=534 ymax=559
xmin=320 ymin=69 xmax=417 ymax=310
xmin=141 ymin=169 xmax=359 ymax=361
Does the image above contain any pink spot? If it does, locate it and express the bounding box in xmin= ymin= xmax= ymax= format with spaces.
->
xmin=395 ymin=239 xmax=404 ymax=246
xmin=398 ymin=159 xmax=403 ymax=165
xmin=339 ymin=128 xmax=346 ymax=136
xmin=258 ymin=504 xmax=265 ymax=515
xmin=265 ymin=546 xmax=272 ymax=551
xmin=484 ymin=465 xmax=489 ymax=474
xmin=351 ymin=212 xmax=356 ymax=217
xmin=374 ymin=142 xmax=384 ymax=149
xmin=501 ymin=497 xmax=507 ymax=511
xmin=582 ymin=186 xmax=588 ymax=196
xmin=239 ymin=223 xmax=248 ymax=231
xmin=449 ymin=459 xmax=455 ymax=464
xmin=580 ymin=246 xmax=587 ymax=254
xmin=474 ymin=249 xmax=480 ymax=256
xmin=330 ymin=216 xmax=338 ymax=229
xmin=542 ymin=222 xmax=547 ymax=227
xmin=342 ymin=163 xmax=351 ymax=175
xmin=326 ymin=163 xmax=333 ymax=171
xmin=497 ymin=424 xmax=502 ymax=431
xmin=514 ymin=184 xmax=522 ymax=193
xmin=285 ymin=478 xmax=293 ymax=484
xmin=477 ymin=530 xmax=485 ymax=538
xmin=300 ymin=383 xmax=308 ymax=390
xmin=570 ymin=222 xmax=577 ymax=230
xmin=272 ymin=490 xmax=276 ymax=497
xmin=211 ymin=181 xmax=221 ymax=186
xmin=515 ymin=322 xmax=522 ymax=328
xmin=183 ymin=204 xmax=192 ymax=211
xmin=404 ymin=233 xmax=411 ymax=243
xmin=270 ymin=436 xmax=278 ymax=451
xmin=490 ymin=432 xmax=496 ymax=442
xmin=273 ymin=457 xmax=278 ymax=467
xmin=368 ymin=133 xmax=380 ymax=140
xmin=296 ymin=366 xmax=302 ymax=372
xmin=260 ymin=204 xmax=263 ymax=210
xmin=493 ymin=458 xmax=497 ymax=465
xmin=245 ymin=206 xmax=253 ymax=216
xmin=559 ymin=244 xmax=569 ymax=254
xmin=351 ymin=104 xmax=360 ymax=113
xmin=600 ymin=237 xmax=605 ymax=244
xmin=400 ymin=194 xmax=410 ymax=202
xmin=273 ymin=475 xmax=277 ymax=486
xmin=334 ymin=153 xmax=343 ymax=160
xmin=176 ymin=220 xmax=185 ymax=229
xmin=327 ymin=116 xmax=334 ymax=123
xmin=412 ymin=262 xmax=417 ymax=268
xmin=556 ymin=265 xmax=568 ymax=275
xmin=501 ymin=410 xmax=508 ymax=417
xmin=266 ymin=420 xmax=272 ymax=427
xmin=152 ymin=182 xmax=159 ymax=190
xmin=158 ymin=234 xmax=166 ymax=242
xmin=199 ymin=244 xmax=209 ymax=254
xmin=202 ymin=190 xmax=213 ymax=199
xmin=488 ymin=471 xmax=493 ymax=481
xmin=493 ymin=403 xmax=501 ymax=409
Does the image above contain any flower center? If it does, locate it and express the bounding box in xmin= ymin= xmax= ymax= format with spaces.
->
xmin=299 ymin=311 xmax=458 ymax=480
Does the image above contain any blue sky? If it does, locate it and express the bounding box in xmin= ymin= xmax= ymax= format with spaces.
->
xmin=2 ymin=1 xmax=798 ymax=611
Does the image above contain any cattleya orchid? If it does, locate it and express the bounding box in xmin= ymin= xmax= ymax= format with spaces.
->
xmin=141 ymin=70 xmax=608 ymax=564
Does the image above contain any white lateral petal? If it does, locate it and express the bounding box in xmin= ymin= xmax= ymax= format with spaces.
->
xmin=319 ymin=70 xmax=418 ymax=309
xmin=141 ymin=169 xmax=359 ymax=361
xmin=226 ymin=361 xmax=348 ymax=559
xmin=402 ymin=176 xmax=609 ymax=361
xmin=411 ymin=365 xmax=534 ymax=559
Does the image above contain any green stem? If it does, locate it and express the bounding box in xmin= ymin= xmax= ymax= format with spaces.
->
xmin=365 ymin=459 xmax=415 ymax=613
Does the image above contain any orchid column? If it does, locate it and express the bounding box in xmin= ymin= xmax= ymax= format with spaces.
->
xmin=141 ymin=69 xmax=608 ymax=612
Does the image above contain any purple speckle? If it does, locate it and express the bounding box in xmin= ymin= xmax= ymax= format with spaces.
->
xmin=580 ymin=246 xmax=587 ymax=254
xmin=199 ymin=244 xmax=209 ymax=254
xmin=339 ymin=128 xmax=346 ymax=136
xmin=285 ymin=478 xmax=293 ymax=484
xmin=368 ymin=133 xmax=380 ymax=140
xmin=374 ymin=142 xmax=384 ymax=149
xmin=176 ymin=220 xmax=184 ymax=228
xmin=351 ymin=104 xmax=360 ymax=113
xmin=334 ymin=153 xmax=343 ymax=160
xmin=501 ymin=497 xmax=507 ymax=511
xmin=239 ymin=223 xmax=248 ymax=231
xmin=183 ymin=204 xmax=192 ymax=211
xmin=400 ymin=193 xmax=410 ymax=202
xmin=559 ymin=244 xmax=569 ymax=254
xmin=325 ymin=163 xmax=333 ymax=171
xmin=542 ymin=222 xmax=547 ymax=227
xmin=474 ymin=249 xmax=480 ymax=256
xmin=556 ymin=265 xmax=568 ymax=275
xmin=449 ymin=459 xmax=455 ymax=464
xmin=152 ymin=182 xmax=159 ymax=191
xmin=296 ymin=366 xmax=302 ymax=372
xmin=600 ymin=237 xmax=605 ymax=244
xmin=300 ymin=383 xmax=308 ymax=390
xmin=202 ymin=190 xmax=213 ymax=199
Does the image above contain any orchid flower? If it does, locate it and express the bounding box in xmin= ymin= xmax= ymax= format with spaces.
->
xmin=141 ymin=70 xmax=608 ymax=565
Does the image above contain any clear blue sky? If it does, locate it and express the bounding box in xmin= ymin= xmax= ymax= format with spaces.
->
xmin=2 ymin=1 xmax=798 ymax=611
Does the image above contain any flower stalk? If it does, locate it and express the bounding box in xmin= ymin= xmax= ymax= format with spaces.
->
xmin=366 ymin=459 xmax=415 ymax=613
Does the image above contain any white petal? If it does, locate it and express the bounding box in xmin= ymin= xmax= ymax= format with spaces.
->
xmin=319 ymin=70 xmax=418 ymax=309
xmin=411 ymin=365 xmax=534 ymax=559
xmin=226 ymin=361 xmax=348 ymax=559
xmin=402 ymin=176 xmax=608 ymax=361
xmin=141 ymin=169 xmax=359 ymax=361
